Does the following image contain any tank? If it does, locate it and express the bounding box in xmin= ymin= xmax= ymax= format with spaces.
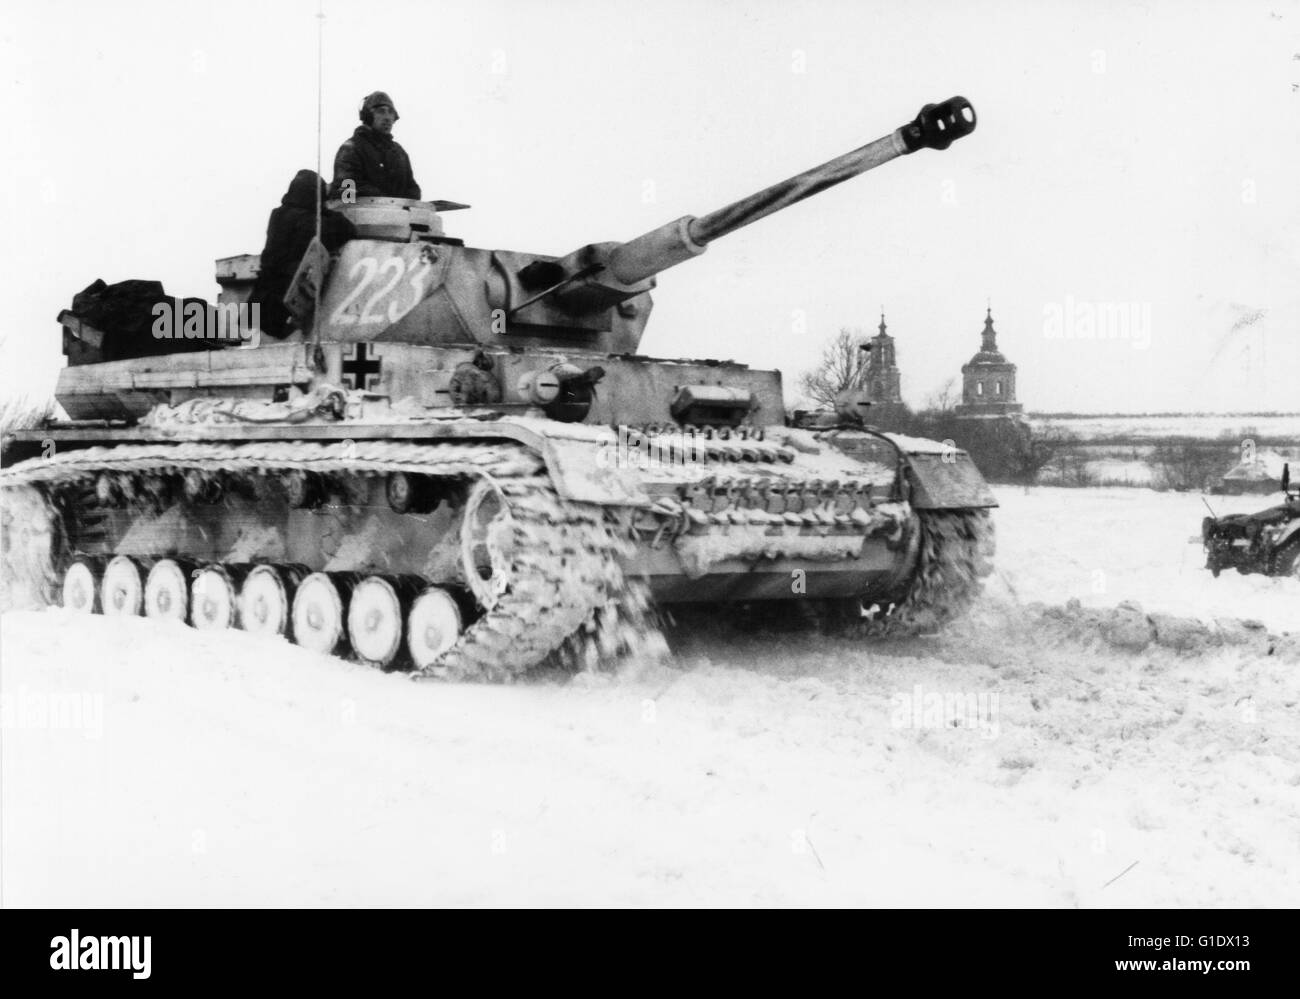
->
xmin=0 ymin=96 xmax=994 ymax=681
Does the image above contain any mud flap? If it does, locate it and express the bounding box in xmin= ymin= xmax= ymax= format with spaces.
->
xmin=538 ymin=433 xmax=651 ymax=507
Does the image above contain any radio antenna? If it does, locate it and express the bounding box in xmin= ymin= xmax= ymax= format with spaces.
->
xmin=310 ymin=0 xmax=326 ymax=370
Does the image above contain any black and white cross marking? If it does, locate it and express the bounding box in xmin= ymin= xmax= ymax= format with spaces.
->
xmin=341 ymin=343 xmax=382 ymax=391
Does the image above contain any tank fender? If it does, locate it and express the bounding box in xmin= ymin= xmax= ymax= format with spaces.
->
xmin=901 ymin=451 xmax=997 ymax=509
xmin=879 ymin=434 xmax=998 ymax=510
xmin=510 ymin=419 xmax=651 ymax=507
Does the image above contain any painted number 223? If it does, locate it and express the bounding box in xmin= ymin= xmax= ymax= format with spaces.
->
xmin=330 ymin=255 xmax=431 ymax=326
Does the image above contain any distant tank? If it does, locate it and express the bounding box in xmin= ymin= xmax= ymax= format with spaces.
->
xmin=0 ymin=96 xmax=994 ymax=680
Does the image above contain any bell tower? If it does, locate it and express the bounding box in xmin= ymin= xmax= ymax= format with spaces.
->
xmin=862 ymin=312 xmax=902 ymax=405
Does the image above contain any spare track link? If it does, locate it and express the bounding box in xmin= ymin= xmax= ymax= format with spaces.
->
xmin=0 ymin=439 xmax=655 ymax=682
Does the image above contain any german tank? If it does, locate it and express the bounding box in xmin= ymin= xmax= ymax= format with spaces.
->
xmin=0 ymin=96 xmax=994 ymax=680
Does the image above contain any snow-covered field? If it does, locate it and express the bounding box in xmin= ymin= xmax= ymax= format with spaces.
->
xmin=1 ymin=485 xmax=1296 ymax=907
xmin=990 ymin=486 xmax=1298 ymax=634
xmin=1029 ymin=413 xmax=1300 ymax=442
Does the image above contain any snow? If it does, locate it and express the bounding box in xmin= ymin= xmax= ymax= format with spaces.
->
xmin=1 ymin=485 xmax=1297 ymax=907
xmin=1029 ymin=413 xmax=1300 ymax=442
xmin=1222 ymin=450 xmax=1289 ymax=483
xmin=988 ymin=486 xmax=1298 ymax=635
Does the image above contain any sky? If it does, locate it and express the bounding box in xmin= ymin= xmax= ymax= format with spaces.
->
xmin=2 ymin=0 xmax=1297 ymax=413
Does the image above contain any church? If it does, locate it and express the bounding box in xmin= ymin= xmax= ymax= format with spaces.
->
xmin=859 ymin=313 xmax=908 ymax=423
xmin=954 ymin=308 xmax=1023 ymax=418
xmin=856 ymin=306 xmax=1023 ymax=419
xmin=862 ymin=313 xmax=902 ymax=402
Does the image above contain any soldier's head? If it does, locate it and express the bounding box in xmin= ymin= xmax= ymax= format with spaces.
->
xmin=359 ymin=91 xmax=399 ymax=135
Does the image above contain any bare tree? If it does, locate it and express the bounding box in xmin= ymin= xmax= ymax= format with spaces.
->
xmin=1042 ymin=443 xmax=1095 ymax=487
xmin=1152 ymin=443 xmax=1232 ymax=492
xmin=798 ymin=327 xmax=868 ymax=408
xmin=924 ymin=377 xmax=960 ymax=415
xmin=1007 ymin=422 xmax=1067 ymax=483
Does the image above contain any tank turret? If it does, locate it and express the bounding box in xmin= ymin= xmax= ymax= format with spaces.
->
xmin=302 ymin=97 xmax=975 ymax=355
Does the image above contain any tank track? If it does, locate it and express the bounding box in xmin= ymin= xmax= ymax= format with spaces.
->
xmin=427 ymin=478 xmax=657 ymax=682
xmin=0 ymin=439 xmax=658 ymax=682
xmin=863 ymin=508 xmax=995 ymax=634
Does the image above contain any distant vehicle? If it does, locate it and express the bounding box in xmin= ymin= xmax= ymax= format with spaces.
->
xmin=1203 ymin=463 xmax=1300 ymax=578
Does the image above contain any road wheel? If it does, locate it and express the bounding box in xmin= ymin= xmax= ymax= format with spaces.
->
xmin=145 ymin=558 xmax=198 ymax=623
xmin=62 ymin=556 xmax=105 ymax=613
xmin=406 ymin=587 xmax=464 ymax=669
xmin=101 ymin=555 xmax=149 ymax=617
xmin=239 ymin=563 xmax=310 ymax=639
xmin=292 ymin=572 xmax=362 ymax=655
xmin=192 ymin=564 xmax=252 ymax=630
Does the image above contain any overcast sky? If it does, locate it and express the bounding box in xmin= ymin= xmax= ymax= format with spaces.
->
xmin=3 ymin=0 xmax=1297 ymax=413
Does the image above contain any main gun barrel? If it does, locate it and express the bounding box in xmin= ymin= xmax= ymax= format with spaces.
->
xmin=606 ymin=96 xmax=976 ymax=286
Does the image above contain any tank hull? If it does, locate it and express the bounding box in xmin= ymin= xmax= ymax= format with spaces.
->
xmin=2 ymin=402 xmax=994 ymax=680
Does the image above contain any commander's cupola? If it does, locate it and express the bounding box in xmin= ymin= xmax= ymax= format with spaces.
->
xmin=331 ymin=196 xmax=469 ymax=243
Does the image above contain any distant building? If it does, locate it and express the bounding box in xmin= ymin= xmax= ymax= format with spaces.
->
xmin=862 ymin=313 xmax=902 ymax=405
xmin=1214 ymin=449 xmax=1290 ymax=495
xmin=860 ymin=312 xmax=908 ymax=426
xmin=956 ymin=308 xmax=1023 ymax=418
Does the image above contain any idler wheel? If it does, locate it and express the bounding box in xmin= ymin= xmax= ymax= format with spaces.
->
xmin=101 ymin=555 xmax=150 ymax=617
xmin=62 ymin=556 xmax=106 ymax=613
xmin=239 ymin=563 xmax=310 ymax=638
xmin=405 ymin=587 xmax=464 ymax=669
xmin=460 ymin=479 xmax=515 ymax=610
xmin=291 ymin=572 xmax=362 ymax=655
xmin=191 ymin=564 xmax=252 ymax=630
xmin=347 ymin=575 xmax=426 ymax=668
xmin=145 ymin=558 xmax=199 ymax=624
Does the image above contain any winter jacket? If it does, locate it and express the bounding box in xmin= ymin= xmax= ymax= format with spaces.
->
xmin=328 ymin=125 xmax=421 ymax=201
xmin=251 ymin=169 xmax=356 ymax=338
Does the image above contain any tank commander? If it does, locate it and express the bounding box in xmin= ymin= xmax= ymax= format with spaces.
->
xmin=328 ymin=91 xmax=422 ymax=202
